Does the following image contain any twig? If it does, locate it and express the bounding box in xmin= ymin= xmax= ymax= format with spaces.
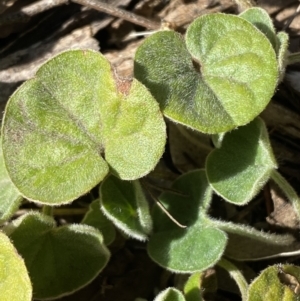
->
xmin=141 ymin=179 xmax=187 ymax=229
xmin=71 ymin=0 xmax=161 ymax=30
xmin=283 ymin=2 xmax=300 ymax=30
xmin=0 ymin=0 xmax=161 ymax=30
xmin=154 ymin=200 xmax=187 ymax=228
xmin=0 ymin=0 xmax=68 ymax=26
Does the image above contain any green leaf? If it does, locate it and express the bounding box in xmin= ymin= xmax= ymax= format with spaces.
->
xmin=81 ymin=198 xmax=116 ymax=245
xmin=134 ymin=13 xmax=278 ymax=133
xmin=154 ymin=288 xmax=186 ymax=301
xmin=239 ymin=7 xmax=278 ymax=50
xmin=277 ymin=31 xmax=289 ymax=81
xmin=247 ymin=265 xmax=300 ymax=301
xmin=0 ymin=231 xmax=32 ymax=301
xmin=6 ymin=212 xmax=110 ymax=300
xmin=184 ymin=272 xmax=203 ymax=301
xmin=0 ymin=141 xmax=22 ymax=224
xmin=206 ymin=117 xmax=277 ymax=205
xmin=217 ymin=258 xmax=248 ymax=300
xmin=238 ymin=8 xmax=289 ymax=81
xmin=2 ymin=49 xmax=166 ymax=205
xmin=148 ymin=170 xmax=227 ymax=273
xmin=100 ymin=175 xmax=152 ymax=241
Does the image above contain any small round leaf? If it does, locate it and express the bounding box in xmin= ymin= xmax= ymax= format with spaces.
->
xmin=206 ymin=118 xmax=277 ymax=205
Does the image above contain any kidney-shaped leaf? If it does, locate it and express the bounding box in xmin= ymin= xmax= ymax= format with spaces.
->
xmin=0 ymin=231 xmax=32 ymax=301
xmin=0 ymin=142 xmax=22 ymax=224
xmin=247 ymin=265 xmax=300 ymax=301
xmin=135 ymin=13 xmax=278 ymax=133
xmin=154 ymin=288 xmax=186 ymax=301
xmin=206 ymin=117 xmax=277 ymax=205
xmin=148 ymin=170 xmax=227 ymax=273
xmin=6 ymin=212 xmax=110 ymax=300
xmin=2 ymin=49 xmax=166 ymax=205
xmin=100 ymin=175 xmax=152 ymax=241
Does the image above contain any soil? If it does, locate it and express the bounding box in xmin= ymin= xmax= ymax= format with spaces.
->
xmin=1 ymin=1 xmax=300 ymax=300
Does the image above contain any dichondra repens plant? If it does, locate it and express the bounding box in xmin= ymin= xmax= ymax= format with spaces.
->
xmin=1 ymin=6 xmax=300 ymax=301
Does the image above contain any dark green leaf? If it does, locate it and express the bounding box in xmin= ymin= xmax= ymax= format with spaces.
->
xmin=7 ymin=212 xmax=110 ymax=300
xmin=206 ymin=118 xmax=277 ymax=204
xmin=148 ymin=170 xmax=227 ymax=273
xmin=100 ymin=175 xmax=152 ymax=241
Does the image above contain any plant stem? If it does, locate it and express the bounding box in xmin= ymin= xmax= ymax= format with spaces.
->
xmin=71 ymin=0 xmax=161 ymax=30
xmin=271 ymin=169 xmax=300 ymax=220
xmin=42 ymin=205 xmax=53 ymax=217
xmin=287 ymin=52 xmax=300 ymax=65
xmin=217 ymin=258 xmax=248 ymax=301
xmin=211 ymin=219 xmax=294 ymax=245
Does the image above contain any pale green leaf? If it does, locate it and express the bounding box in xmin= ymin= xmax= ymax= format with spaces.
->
xmin=100 ymin=175 xmax=152 ymax=241
xmin=148 ymin=170 xmax=227 ymax=273
xmin=2 ymin=50 xmax=166 ymax=205
xmin=247 ymin=265 xmax=300 ymax=301
xmin=6 ymin=212 xmax=110 ymax=300
xmin=206 ymin=117 xmax=277 ymax=205
xmin=0 ymin=231 xmax=32 ymax=301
